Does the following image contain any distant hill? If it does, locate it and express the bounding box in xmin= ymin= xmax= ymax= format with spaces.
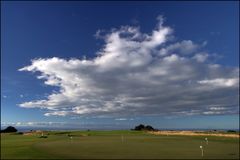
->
xmin=1 ymin=126 xmax=18 ymax=133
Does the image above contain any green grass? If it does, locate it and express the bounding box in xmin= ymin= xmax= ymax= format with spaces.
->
xmin=1 ymin=130 xmax=239 ymax=159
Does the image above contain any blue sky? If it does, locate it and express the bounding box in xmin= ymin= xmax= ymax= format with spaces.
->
xmin=1 ymin=1 xmax=239 ymax=130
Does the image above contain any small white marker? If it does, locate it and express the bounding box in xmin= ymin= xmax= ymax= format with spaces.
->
xmin=205 ymin=137 xmax=208 ymax=145
xmin=200 ymin=146 xmax=204 ymax=157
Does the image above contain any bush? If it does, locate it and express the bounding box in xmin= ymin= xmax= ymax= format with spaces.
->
xmin=227 ymin=130 xmax=236 ymax=133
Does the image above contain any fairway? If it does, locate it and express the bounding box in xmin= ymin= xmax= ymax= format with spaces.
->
xmin=1 ymin=131 xmax=239 ymax=159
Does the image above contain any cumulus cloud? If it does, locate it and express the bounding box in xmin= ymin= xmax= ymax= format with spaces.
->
xmin=159 ymin=40 xmax=199 ymax=56
xmin=192 ymin=53 xmax=209 ymax=63
xmin=19 ymin=17 xmax=239 ymax=117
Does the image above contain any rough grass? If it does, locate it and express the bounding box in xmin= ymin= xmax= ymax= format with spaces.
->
xmin=149 ymin=130 xmax=240 ymax=138
xmin=1 ymin=130 xmax=239 ymax=159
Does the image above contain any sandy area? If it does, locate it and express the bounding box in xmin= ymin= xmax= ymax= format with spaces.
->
xmin=149 ymin=131 xmax=239 ymax=138
xmin=23 ymin=130 xmax=44 ymax=136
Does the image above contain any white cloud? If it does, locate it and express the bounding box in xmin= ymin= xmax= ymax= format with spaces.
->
xmin=209 ymin=107 xmax=226 ymax=111
xmin=203 ymin=111 xmax=223 ymax=115
xmin=159 ymin=40 xmax=199 ymax=56
xmin=44 ymin=111 xmax=70 ymax=116
xmin=198 ymin=78 xmax=238 ymax=87
xmin=193 ymin=53 xmax=209 ymax=62
xmin=1 ymin=121 xmax=130 ymax=129
xmin=115 ymin=118 xmax=128 ymax=121
xmin=1 ymin=121 xmax=67 ymax=127
xmin=18 ymin=16 xmax=239 ymax=117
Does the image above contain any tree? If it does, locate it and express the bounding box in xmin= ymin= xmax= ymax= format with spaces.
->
xmin=145 ymin=125 xmax=155 ymax=131
xmin=1 ymin=126 xmax=18 ymax=133
xmin=134 ymin=124 xmax=145 ymax=130
xmin=133 ymin=124 xmax=156 ymax=131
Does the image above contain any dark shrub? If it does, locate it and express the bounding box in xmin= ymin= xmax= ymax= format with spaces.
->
xmin=227 ymin=130 xmax=236 ymax=133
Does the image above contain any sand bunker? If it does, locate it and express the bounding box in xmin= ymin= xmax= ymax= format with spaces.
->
xmin=149 ymin=131 xmax=239 ymax=138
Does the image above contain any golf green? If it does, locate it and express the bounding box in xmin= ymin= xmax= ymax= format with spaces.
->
xmin=1 ymin=131 xmax=239 ymax=159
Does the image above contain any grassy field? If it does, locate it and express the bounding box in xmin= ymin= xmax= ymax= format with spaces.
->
xmin=1 ymin=130 xmax=239 ymax=159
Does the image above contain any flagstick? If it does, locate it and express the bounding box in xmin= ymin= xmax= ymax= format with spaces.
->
xmin=200 ymin=146 xmax=204 ymax=157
